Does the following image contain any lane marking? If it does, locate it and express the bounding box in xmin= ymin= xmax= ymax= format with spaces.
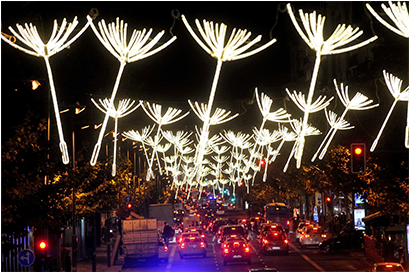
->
xmin=165 ymin=244 xmax=177 ymax=271
xmin=289 ymin=243 xmax=326 ymax=272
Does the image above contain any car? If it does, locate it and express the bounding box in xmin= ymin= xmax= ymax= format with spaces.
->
xmin=185 ymin=227 xmax=207 ymax=246
xmin=371 ymin=262 xmax=405 ymax=271
xmin=179 ymin=236 xmax=206 ymax=259
xmin=258 ymin=223 xmax=285 ymax=239
xmin=294 ymin=220 xmax=312 ymax=242
xmin=177 ymin=231 xmax=200 ymax=244
xmin=259 ymin=231 xmax=289 ymax=255
xmin=222 ymin=237 xmax=251 ymax=265
xmin=299 ymin=226 xmax=327 ymax=248
xmin=319 ymin=229 xmax=364 ymax=253
xmin=218 ymin=225 xmax=246 ymax=247
xmin=158 ymin=239 xmax=169 ymax=262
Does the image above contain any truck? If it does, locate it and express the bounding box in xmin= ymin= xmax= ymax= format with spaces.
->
xmin=121 ymin=217 xmax=159 ymax=264
xmin=149 ymin=203 xmax=175 ymax=241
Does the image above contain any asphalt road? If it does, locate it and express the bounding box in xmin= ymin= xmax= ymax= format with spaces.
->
xmin=120 ymin=234 xmax=371 ymax=272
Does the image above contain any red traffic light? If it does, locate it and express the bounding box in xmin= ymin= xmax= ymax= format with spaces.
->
xmin=127 ymin=203 xmax=132 ymax=209
xmin=259 ymin=159 xmax=265 ymax=166
xmin=354 ymin=147 xmax=363 ymax=155
xmin=351 ymin=143 xmax=366 ymax=173
xmin=39 ymin=242 xmax=46 ymax=249
xmin=326 ymin=197 xmax=331 ymax=202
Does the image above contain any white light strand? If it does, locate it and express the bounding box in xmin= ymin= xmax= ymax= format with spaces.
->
xmin=371 ymin=70 xmax=409 ymax=152
xmin=285 ymin=4 xmax=378 ymax=169
xmin=366 ymin=2 xmax=409 ymax=149
xmin=91 ymin=98 xmax=140 ymax=176
xmin=181 ymin=15 xmax=276 ymax=172
xmin=366 ymin=1 xmax=409 ymax=38
xmin=311 ymin=79 xmax=378 ymax=161
xmin=1 ymin=17 xmax=91 ymax=164
xmin=88 ymin=16 xmax=177 ymax=166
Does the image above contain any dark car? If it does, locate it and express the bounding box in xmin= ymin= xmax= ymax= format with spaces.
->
xmin=222 ymin=237 xmax=251 ymax=265
xmin=179 ymin=236 xmax=206 ymax=258
xmin=259 ymin=231 xmax=289 ymax=255
xmin=319 ymin=229 xmax=364 ymax=253
xmin=218 ymin=225 xmax=246 ymax=247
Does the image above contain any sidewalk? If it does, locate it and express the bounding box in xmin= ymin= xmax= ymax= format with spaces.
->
xmin=76 ymin=245 xmax=124 ymax=272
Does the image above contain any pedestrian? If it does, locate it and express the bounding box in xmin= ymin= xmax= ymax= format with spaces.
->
xmin=163 ymin=222 xmax=174 ymax=246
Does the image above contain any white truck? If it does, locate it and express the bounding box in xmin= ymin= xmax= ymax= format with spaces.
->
xmin=121 ymin=218 xmax=159 ymax=263
xmin=149 ymin=203 xmax=174 ymax=231
xmin=149 ymin=203 xmax=175 ymax=242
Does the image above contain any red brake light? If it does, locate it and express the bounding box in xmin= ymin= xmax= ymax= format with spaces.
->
xmin=201 ymin=234 xmax=205 ymax=238
xmin=287 ymin=221 xmax=290 ymax=225
xmin=305 ymin=234 xmax=310 ymax=238
xmin=273 ymin=232 xmax=278 ymax=236
xmin=263 ymin=239 xmax=268 ymax=244
xmin=386 ymin=265 xmax=393 ymax=268
xmin=164 ymin=246 xmax=168 ymax=251
xmin=313 ymin=227 xmax=318 ymax=231
xmin=233 ymin=242 xmax=240 ymax=247
xmin=181 ymin=243 xmax=185 ymax=249
xmin=224 ymin=248 xmax=229 ymax=254
xmin=321 ymin=234 xmax=327 ymax=238
xmin=284 ymin=239 xmax=288 ymax=244
xmin=191 ymin=228 xmax=196 ymax=232
xmin=179 ymin=238 xmax=182 ymax=243
xmin=245 ymin=247 xmax=250 ymax=252
xmin=189 ymin=237 xmax=195 ymax=240
xmin=200 ymin=242 xmax=205 ymax=248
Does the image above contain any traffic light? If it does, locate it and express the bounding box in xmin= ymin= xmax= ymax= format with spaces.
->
xmin=36 ymin=239 xmax=48 ymax=262
xmin=326 ymin=196 xmax=333 ymax=210
xmin=351 ymin=143 xmax=366 ymax=173
xmin=127 ymin=203 xmax=133 ymax=210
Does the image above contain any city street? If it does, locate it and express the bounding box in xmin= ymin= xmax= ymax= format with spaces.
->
xmin=120 ymin=236 xmax=372 ymax=272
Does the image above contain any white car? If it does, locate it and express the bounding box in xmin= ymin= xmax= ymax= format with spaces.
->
xmin=371 ymin=262 xmax=405 ymax=271
xmin=299 ymin=225 xmax=327 ymax=248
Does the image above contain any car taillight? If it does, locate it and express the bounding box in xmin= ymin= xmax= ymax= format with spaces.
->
xmin=321 ymin=234 xmax=327 ymax=238
xmin=189 ymin=237 xmax=195 ymax=240
xmin=386 ymin=264 xmax=393 ymax=268
xmin=245 ymin=247 xmax=250 ymax=252
xmin=284 ymin=239 xmax=288 ymax=244
xmin=179 ymin=238 xmax=182 ymax=243
xmin=164 ymin=246 xmax=168 ymax=251
xmin=233 ymin=242 xmax=240 ymax=247
xmin=200 ymin=242 xmax=205 ymax=248
xmin=287 ymin=221 xmax=290 ymax=225
xmin=273 ymin=232 xmax=278 ymax=236
xmin=224 ymin=248 xmax=229 ymax=254
xmin=181 ymin=243 xmax=185 ymax=249
xmin=201 ymin=234 xmax=205 ymax=238
xmin=305 ymin=234 xmax=310 ymax=238
xmin=263 ymin=239 xmax=268 ymax=244
xmin=218 ymin=230 xmax=221 ymax=234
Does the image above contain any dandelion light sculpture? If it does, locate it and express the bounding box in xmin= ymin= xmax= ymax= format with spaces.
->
xmin=140 ymin=102 xmax=190 ymax=179
xmin=366 ymin=1 xmax=409 ymax=38
xmin=91 ymin=98 xmax=140 ymax=176
xmin=311 ymin=79 xmax=378 ymax=161
xmin=286 ymin=4 xmax=378 ymax=168
xmin=181 ymin=15 xmax=277 ymax=169
xmin=370 ymin=71 xmax=409 ymax=152
xmin=88 ymin=16 xmax=177 ymax=166
xmin=1 ymin=17 xmax=91 ymax=164
xmin=366 ymin=2 xmax=409 ymax=148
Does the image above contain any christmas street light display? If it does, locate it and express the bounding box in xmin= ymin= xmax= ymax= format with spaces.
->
xmin=181 ymin=15 xmax=277 ymax=172
xmin=286 ymin=4 xmax=378 ymax=169
xmin=366 ymin=2 xmax=409 ymax=149
xmin=1 ymin=16 xmax=91 ymax=164
xmin=140 ymin=102 xmax=190 ymax=180
xmin=91 ymin=98 xmax=140 ymax=176
xmin=370 ymin=71 xmax=409 ymax=152
xmin=311 ymin=79 xmax=379 ymax=161
xmin=88 ymin=16 xmax=177 ymax=166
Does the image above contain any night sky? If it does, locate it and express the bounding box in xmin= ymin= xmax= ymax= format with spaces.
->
xmin=1 ymin=1 xmax=408 ymax=165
